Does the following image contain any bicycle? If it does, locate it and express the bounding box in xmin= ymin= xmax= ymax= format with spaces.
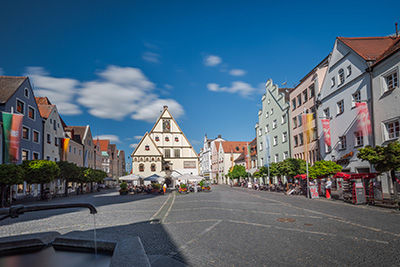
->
xmin=36 ymin=191 xmax=52 ymax=201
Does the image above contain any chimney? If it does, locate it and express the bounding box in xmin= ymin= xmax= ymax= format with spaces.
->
xmin=396 ymin=22 xmax=399 ymax=37
xmin=163 ymin=105 xmax=168 ymax=109
xmin=218 ymin=135 xmax=221 ymax=138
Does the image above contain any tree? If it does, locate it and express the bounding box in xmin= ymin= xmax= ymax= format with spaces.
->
xmin=0 ymin=164 xmax=24 ymax=207
xmin=278 ymin=158 xmax=308 ymax=181
xmin=228 ymin=165 xmax=247 ymax=180
xmin=259 ymin=162 xmax=281 ymax=184
xmin=357 ymin=143 xmax=400 ymax=201
xmin=309 ymin=160 xmax=342 ymax=179
xmin=57 ymin=161 xmax=80 ymax=197
xmin=22 ymin=160 xmax=60 ymax=196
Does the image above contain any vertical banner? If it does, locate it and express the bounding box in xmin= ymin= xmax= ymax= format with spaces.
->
xmin=321 ymin=119 xmax=331 ymax=147
xmin=230 ymin=150 xmax=234 ymax=172
xmin=10 ymin=114 xmax=23 ymax=163
xmin=84 ymin=150 xmax=88 ymax=167
xmin=62 ymin=138 xmax=70 ymax=161
xmin=2 ymin=112 xmax=13 ymax=163
xmin=264 ymin=134 xmax=270 ymax=167
xmin=355 ymin=103 xmax=372 ymax=135
xmin=245 ymin=142 xmax=251 ymax=170
xmin=302 ymin=114 xmax=313 ymax=157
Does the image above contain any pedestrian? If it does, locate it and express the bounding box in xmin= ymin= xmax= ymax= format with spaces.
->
xmin=326 ymin=178 xmax=332 ymax=199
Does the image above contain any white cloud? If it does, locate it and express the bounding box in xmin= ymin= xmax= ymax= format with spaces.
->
xmin=204 ymin=55 xmax=222 ymax=66
xmin=0 ymin=68 xmax=4 ymax=75
xmin=164 ymin=84 xmax=173 ymax=89
xmin=26 ymin=67 xmax=82 ymax=115
xmin=207 ymin=81 xmax=257 ymax=97
xmin=134 ymin=135 xmax=142 ymax=140
xmin=129 ymin=143 xmax=138 ymax=148
xmin=131 ymin=98 xmax=184 ymax=123
xmin=94 ymin=135 xmax=122 ymax=143
xmin=142 ymin=52 xmax=160 ymax=63
xmin=229 ymin=69 xmax=246 ymax=76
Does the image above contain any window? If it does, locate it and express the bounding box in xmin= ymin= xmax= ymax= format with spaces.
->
xmin=354 ymin=131 xmax=364 ymax=147
xmin=74 ymin=147 xmax=76 ymax=154
xmin=17 ymin=99 xmax=24 ymax=114
xmin=175 ymin=137 xmax=179 ymax=142
xmin=33 ymin=131 xmax=39 ymax=143
xmin=385 ymin=71 xmax=398 ymax=91
xmin=309 ymin=84 xmax=315 ymax=98
xmin=331 ymin=77 xmax=335 ymax=88
xmin=352 ymin=91 xmax=361 ymax=107
xmin=139 ymin=164 xmax=144 ymax=172
xmin=283 ymin=151 xmax=289 ymax=160
xmin=28 ymin=106 xmax=35 ymax=120
xmin=259 ymin=142 xmax=263 ymax=151
xmin=151 ymin=164 xmax=156 ymax=172
xmin=47 ymin=134 xmax=51 ymax=144
xmin=271 ymin=108 xmax=274 ymax=115
xmin=145 ymin=145 xmax=150 ymax=151
xmin=385 ymin=120 xmax=400 ymax=140
xmin=313 ymin=127 xmax=317 ymax=141
xmin=294 ymin=135 xmax=298 ymax=147
xmin=303 ymin=89 xmax=308 ymax=102
xmin=339 ymin=136 xmax=347 ymax=150
xmin=273 ymin=120 xmax=277 ymax=129
xmin=292 ymin=99 xmax=296 ymax=110
xmin=22 ymin=127 xmax=29 ymax=140
xmin=22 ymin=150 xmax=29 ymax=161
xmin=268 ymin=99 xmax=270 ymax=104
xmin=299 ymin=133 xmax=304 ymax=145
xmin=47 ymin=156 xmax=51 ymax=161
xmin=282 ymin=131 xmax=287 ymax=143
xmin=69 ymin=146 xmax=71 ymax=153
xmin=347 ymin=65 xmax=352 ymax=77
xmin=273 ymin=136 xmax=278 ymax=146
xmin=155 ymin=136 xmax=159 ymax=141
xmin=265 ymin=111 xmax=269 ymax=118
xmin=324 ymin=108 xmax=330 ymax=119
xmin=310 ymin=107 xmax=316 ymax=119
xmin=297 ymin=94 xmax=302 ymax=106
xmin=293 ymin=117 xmax=297 ymax=128
xmin=33 ymin=152 xmax=39 ymax=160
xmin=174 ymin=149 xmax=180 ymax=158
xmin=297 ymin=115 xmax=302 ymax=126
xmin=258 ymin=128 xmax=262 ymax=136
xmin=55 ymin=137 xmax=58 ymax=146
xmin=24 ymin=88 xmax=29 ymax=98
xmin=274 ymin=154 xmax=279 ymax=163
xmin=79 ymin=150 xmax=81 ymax=156
xmin=338 ymin=68 xmax=345 ymax=85
xmin=265 ymin=124 xmax=269 ymax=133
xmin=337 ymin=100 xmax=344 ymax=115
xmin=165 ymin=136 xmax=169 ymax=142
xmin=281 ymin=114 xmax=286 ymax=124
xmin=164 ymin=149 xmax=171 ymax=158
xmin=53 ymin=122 xmax=57 ymax=131
xmin=325 ymin=144 xmax=332 ymax=153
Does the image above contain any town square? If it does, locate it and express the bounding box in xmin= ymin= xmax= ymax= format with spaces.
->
xmin=1 ymin=0 xmax=400 ymax=266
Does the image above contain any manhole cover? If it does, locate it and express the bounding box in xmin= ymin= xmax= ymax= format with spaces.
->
xmin=277 ymin=218 xmax=296 ymax=222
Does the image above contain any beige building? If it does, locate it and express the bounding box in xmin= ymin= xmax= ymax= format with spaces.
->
xmin=65 ymin=125 xmax=95 ymax=169
xmin=131 ymin=106 xmax=199 ymax=184
xmin=290 ymin=57 xmax=328 ymax=165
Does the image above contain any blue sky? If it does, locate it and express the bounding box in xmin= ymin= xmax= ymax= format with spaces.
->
xmin=1 ymin=0 xmax=399 ymax=157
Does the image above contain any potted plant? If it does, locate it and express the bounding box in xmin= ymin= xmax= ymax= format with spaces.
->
xmin=119 ymin=182 xmax=128 ymax=195
xmin=152 ymin=183 xmax=161 ymax=194
xmin=179 ymin=183 xmax=188 ymax=194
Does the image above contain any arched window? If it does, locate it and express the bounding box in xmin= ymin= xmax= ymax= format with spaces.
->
xmin=139 ymin=157 xmax=143 ymax=162
xmin=145 ymin=157 xmax=149 ymax=162
xmin=151 ymin=164 xmax=156 ymax=172
xmin=139 ymin=164 xmax=144 ymax=172
xmin=133 ymin=157 xmax=137 ymax=162
xmin=151 ymin=157 xmax=155 ymax=161
xmin=338 ymin=68 xmax=345 ymax=85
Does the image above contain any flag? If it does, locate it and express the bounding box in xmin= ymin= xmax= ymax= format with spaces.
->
xmin=355 ymin=103 xmax=372 ymax=135
xmin=230 ymin=150 xmax=234 ymax=172
xmin=245 ymin=142 xmax=251 ymax=170
xmin=2 ymin=112 xmax=13 ymax=163
xmin=62 ymin=138 xmax=70 ymax=160
xmin=302 ymin=113 xmax=313 ymax=154
xmin=9 ymin=114 xmax=23 ymax=163
xmin=321 ymin=119 xmax=331 ymax=147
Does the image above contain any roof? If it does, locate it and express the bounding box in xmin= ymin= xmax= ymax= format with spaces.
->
xmin=94 ymin=139 xmax=110 ymax=152
xmin=278 ymin=88 xmax=293 ymax=102
xmin=35 ymin=96 xmax=52 ymax=105
xmin=0 ymin=76 xmax=28 ymax=104
xmin=220 ymin=141 xmax=250 ymax=154
xmin=372 ymin=37 xmax=400 ymax=67
xmin=37 ymin=104 xmax=54 ymax=119
xmin=65 ymin=126 xmax=87 ymax=144
xmin=338 ymin=36 xmax=398 ymax=61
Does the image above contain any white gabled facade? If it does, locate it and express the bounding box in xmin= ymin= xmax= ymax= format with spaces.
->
xmin=131 ymin=132 xmax=163 ymax=177
xmin=131 ymin=106 xmax=199 ymax=183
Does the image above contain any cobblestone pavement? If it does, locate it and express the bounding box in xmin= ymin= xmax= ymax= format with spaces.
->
xmin=1 ymin=186 xmax=400 ymax=266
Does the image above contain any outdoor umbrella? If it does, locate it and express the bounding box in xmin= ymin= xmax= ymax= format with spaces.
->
xmin=119 ymin=174 xmax=143 ymax=181
xmin=144 ymin=174 xmax=164 ymax=182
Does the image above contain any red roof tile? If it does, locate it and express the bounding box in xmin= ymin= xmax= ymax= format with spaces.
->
xmin=94 ymin=139 xmax=110 ymax=152
xmin=338 ymin=37 xmax=397 ymax=61
xmin=35 ymin=96 xmax=52 ymax=105
xmin=37 ymin=105 xmax=54 ymax=119
xmin=372 ymin=37 xmax=400 ymax=67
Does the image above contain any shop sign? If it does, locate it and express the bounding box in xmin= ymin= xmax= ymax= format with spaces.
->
xmin=309 ymin=185 xmax=319 ymax=199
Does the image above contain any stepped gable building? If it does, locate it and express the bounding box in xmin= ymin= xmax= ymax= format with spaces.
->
xmin=131 ymin=106 xmax=199 ymax=185
xmin=290 ymin=56 xmax=329 ymax=166
xmin=64 ymin=125 xmax=95 ymax=169
xmin=199 ymin=134 xmax=226 ymax=180
xmin=317 ymin=36 xmax=398 ymax=179
xmin=255 ymin=79 xmax=292 ymax=175
xmin=94 ymin=139 xmax=112 ymax=176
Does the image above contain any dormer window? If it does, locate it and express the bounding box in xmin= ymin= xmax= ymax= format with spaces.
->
xmin=145 ymin=145 xmax=150 ymax=151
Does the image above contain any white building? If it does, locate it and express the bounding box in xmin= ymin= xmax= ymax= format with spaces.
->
xmin=200 ymin=134 xmax=225 ymax=180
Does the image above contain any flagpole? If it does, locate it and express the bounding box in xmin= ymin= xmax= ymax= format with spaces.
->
xmin=304 ymin=108 xmax=310 ymax=199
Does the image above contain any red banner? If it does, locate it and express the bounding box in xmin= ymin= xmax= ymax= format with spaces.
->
xmin=321 ymin=119 xmax=331 ymax=147
xmin=355 ymin=103 xmax=372 ymax=135
xmin=9 ymin=114 xmax=24 ymax=163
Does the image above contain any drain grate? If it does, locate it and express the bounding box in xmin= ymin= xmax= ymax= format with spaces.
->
xmin=277 ymin=218 xmax=296 ymax=222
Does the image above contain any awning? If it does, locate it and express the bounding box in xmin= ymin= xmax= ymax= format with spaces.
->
xmin=144 ymin=174 xmax=164 ymax=182
xmin=333 ymin=172 xmax=352 ymax=179
xmin=333 ymin=172 xmax=378 ymax=180
xmin=119 ymin=174 xmax=143 ymax=181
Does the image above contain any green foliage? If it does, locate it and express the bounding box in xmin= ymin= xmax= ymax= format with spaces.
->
xmin=22 ymin=160 xmax=60 ymax=185
xmin=357 ymin=143 xmax=400 ymax=173
xmin=199 ymin=180 xmax=204 ymax=187
xmin=180 ymin=183 xmax=187 ymax=189
xmin=309 ymin=160 xmax=343 ymax=179
xmin=120 ymin=182 xmax=128 ymax=190
xmin=94 ymin=169 xmax=107 ymax=183
xmin=56 ymin=161 xmax=80 ymax=182
xmin=253 ymin=171 xmax=260 ymax=178
xmin=0 ymin=164 xmax=24 ymax=186
xmin=278 ymin=158 xmax=308 ymax=178
xmin=83 ymin=168 xmax=96 ymax=183
xmin=228 ymin=165 xmax=247 ymax=179
xmin=152 ymin=183 xmax=161 ymax=190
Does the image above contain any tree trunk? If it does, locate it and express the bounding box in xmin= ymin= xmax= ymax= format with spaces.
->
xmin=91 ymin=182 xmax=93 ymax=193
xmin=80 ymin=183 xmax=84 ymax=195
xmin=391 ymin=170 xmax=398 ymax=202
xmin=0 ymin=185 xmax=5 ymax=208
xmin=64 ymin=180 xmax=69 ymax=197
